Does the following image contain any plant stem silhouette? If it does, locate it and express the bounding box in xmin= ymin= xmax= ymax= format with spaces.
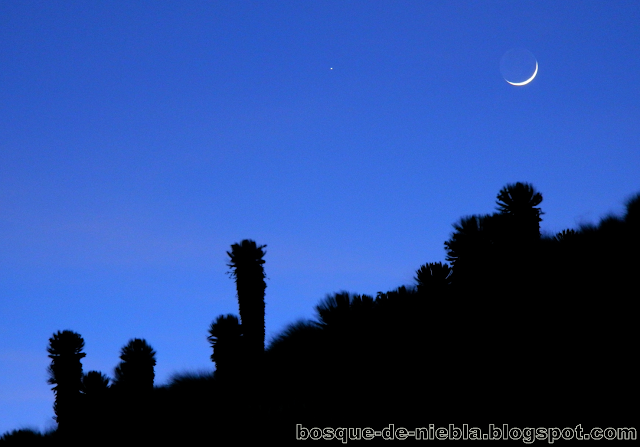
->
xmin=46 ymin=330 xmax=86 ymax=437
xmin=226 ymin=239 xmax=267 ymax=363
xmin=208 ymin=313 xmax=243 ymax=380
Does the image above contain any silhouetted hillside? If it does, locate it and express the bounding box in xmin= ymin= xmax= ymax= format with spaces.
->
xmin=3 ymin=186 xmax=638 ymax=444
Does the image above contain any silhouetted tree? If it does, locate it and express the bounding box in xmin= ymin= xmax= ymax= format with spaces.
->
xmin=227 ymin=239 xmax=267 ymax=361
xmin=207 ymin=313 xmax=243 ymax=380
xmin=112 ymin=338 xmax=156 ymax=392
xmin=46 ymin=330 xmax=86 ymax=436
xmin=495 ymin=181 xmax=544 ymax=242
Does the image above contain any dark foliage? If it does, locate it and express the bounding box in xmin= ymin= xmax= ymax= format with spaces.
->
xmin=208 ymin=313 xmax=243 ymax=380
xmin=7 ymin=183 xmax=638 ymax=443
xmin=227 ymin=239 xmax=267 ymax=361
xmin=112 ymin=338 xmax=156 ymax=392
xmin=495 ymin=181 xmax=544 ymax=240
xmin=415 ymin=261 xmax=452 ymax=293
xmin=0 ymin=428 xmax=44 ymax=445
xmin=46 ymin=330 xmax=85 ymax=437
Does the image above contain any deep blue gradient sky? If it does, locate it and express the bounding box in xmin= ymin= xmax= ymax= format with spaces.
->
xmin=2 ymin=1 xmax=639 ymax=434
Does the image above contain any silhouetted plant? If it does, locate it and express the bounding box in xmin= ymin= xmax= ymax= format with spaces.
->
xmin=444 ymin=214 xmax=493 ymax=265
xmin=4 ymin=186 xmax=637 ymax=441
xmin=348 ymin=293 xmax=375 ymax=325
xmin=554 ymin=228 xmax=577 ymax=242
xmin=207 ymin=313 xmax=243 ymax=380
xmin=266 ymin=320 xmax=322 ymax=353
xmin=598 ymin=214 xmax=624 ymax=233
xmin=493 ymin=183 xmax=545 ymax=290
xmin=310 ymin=292 xmax=384 ymax=420
xmin=0 ymin=428 xmax=44 ymax=444
xmin=82 ymin=370 xmax=110 ymax=395
xmin=46 ymin=330 xmax=86 ymax=435
xmin=443 ymin=213 xmax=499 ymax=288
xmin=315 ymin=292 xmax=376 ymax=363
xmin=227 ymin=240 xmax=267 ymax=360
xmin=264 ymin=320 xmax=324 ymax=416
xmin=314 ymin=291 xmax=353 ymax=328
xmin=112 ymin=338 xmax=156 ymax=392
xmin=495 ymin=181 xmax=544 ymax=241
xmin=374 ymin=285 xmax=419 ymax=307
xmin=107 ymin=339 xmax=157 ymax=443
xmin=415 ymin=262 xmax=452 ymax=292
xmin=443 ymin=183 xmax=545 ymax=293
xmin=79 ymin=371 xmax=110 ymax=439
xmin=151 ymin=370 xmax=218 ymax=441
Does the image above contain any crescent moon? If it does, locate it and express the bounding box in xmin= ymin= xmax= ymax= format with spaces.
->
xmin=506 ymin=61 xmax=538 ymax=86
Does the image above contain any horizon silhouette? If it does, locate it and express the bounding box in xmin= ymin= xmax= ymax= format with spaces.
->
xmin=2 ymin=183 xmax=638 ymax=444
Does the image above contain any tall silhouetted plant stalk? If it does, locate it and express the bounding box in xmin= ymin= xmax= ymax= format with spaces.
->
xmin=227 ymin=239 xmax=267 ymax=360
xmin=46 ymin=330 xmax=86 ymax=439
xmin=199 ymin=239 xmax=268 ymax=439
xmin=111 ymin=338 xmax=157 ymax=441
xmin=226 ymin=239 xmax=267 ymax=411
xmin=205 ymin=312 xmax=247 ymax=441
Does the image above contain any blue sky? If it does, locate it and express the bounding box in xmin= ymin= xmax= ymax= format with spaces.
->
xmin=1 ymin=0 xmax=639 ymax=434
